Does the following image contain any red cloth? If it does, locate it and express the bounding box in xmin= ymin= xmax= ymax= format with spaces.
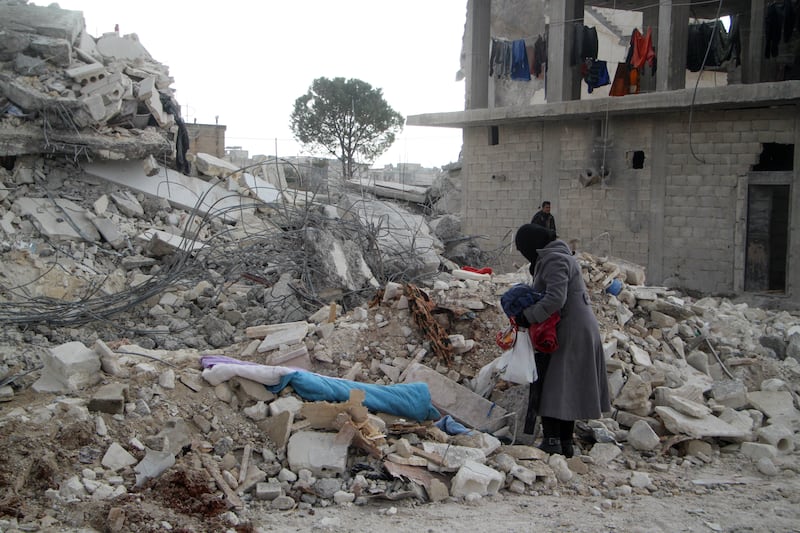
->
xmin=529 ymin=311 xmax=560 ymax=353
xmin=462 ymin=266 xmax=493 ymax=275
xmin=630 ymin=27 xmax=655 ymax=69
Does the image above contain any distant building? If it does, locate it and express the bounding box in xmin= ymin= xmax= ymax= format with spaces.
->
xmin=185 ymin=123 xmax=226 ymax=159
xmin=367 ymin=163 xmax=440 ymax=187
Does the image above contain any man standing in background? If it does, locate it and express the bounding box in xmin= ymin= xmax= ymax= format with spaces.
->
xmin=531 ymin=201 xmax=557 ymax=235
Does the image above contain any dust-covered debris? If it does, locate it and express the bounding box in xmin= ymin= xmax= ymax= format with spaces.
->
xmin=2 ymin=2 xmax=800 ymax=532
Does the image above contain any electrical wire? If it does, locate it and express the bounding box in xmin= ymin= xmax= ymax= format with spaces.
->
xmin=688 ymin=0 xmax=725 ymax=163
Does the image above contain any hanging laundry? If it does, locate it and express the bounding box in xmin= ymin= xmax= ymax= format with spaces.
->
xmin=532 ymin=35 xmax=548 ymax=78
xmin=582 ymin=59 xmax=611 ymax=93
xmin=720 ymin=15 xmax=742 ymax=67
xmin=765 ymin=2 xmax=784 ymax=58
xmin=572 ymin=24 xmax=599 ymax=65
xmin=627 ymin=27 xmax=656 ymax=72
xmin=783 ymin=0 xmax=797 ymax=41
xmin=489 ymin=38 xmax=513 ymax=78
xmin=609 ymin=62 xmax=630 ymax=96
xmin=687 ymin=20 xmax=730 ymax=71
xmin=511 ymin=39 xmax=531 ymax=80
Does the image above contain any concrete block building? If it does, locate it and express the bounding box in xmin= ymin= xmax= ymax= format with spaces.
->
xmin=409 ymin=0 xmax=800 ymax=305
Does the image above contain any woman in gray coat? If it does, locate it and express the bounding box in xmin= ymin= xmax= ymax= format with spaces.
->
xmin=514 ymin=223 xmax=610 ymax=457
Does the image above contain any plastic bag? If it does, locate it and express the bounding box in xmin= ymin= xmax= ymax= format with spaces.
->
xmin=499 ymin=328 xmax=537 ymax=384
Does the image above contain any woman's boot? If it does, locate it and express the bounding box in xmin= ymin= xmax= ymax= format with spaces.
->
xmin=538 ymin=417 xmax=563 ymax=455
xmin=559 ymin=419 xmax=576 ymax=458
xmin=559 ymin=439 xmax=574 ymax=458
xmin=538 ymin=437 xmax=563 ymax=455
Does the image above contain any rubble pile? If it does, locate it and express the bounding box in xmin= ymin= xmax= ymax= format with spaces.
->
xmin=1 ymin=2 xmax=799 ymax=532
xmin=1 ymin=246 xmax=799 ymax=531
xmin=0 ymin=2 xmax=179 ymax=163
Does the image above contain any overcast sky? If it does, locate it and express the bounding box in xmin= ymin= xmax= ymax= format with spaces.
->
xmin=55 ymin=1 xmax=467 ymax=168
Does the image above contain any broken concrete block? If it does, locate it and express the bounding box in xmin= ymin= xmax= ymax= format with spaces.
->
xmin=255 ymin=481 xmax=282 ymax=501
xmin=110 ymin=191 xmax=144 ymax=217
xmin=142 ymin=89 xmax=173 ymax=128
xmin=101 ymin=442 xmax=137 ymax=471
xmin=93 ymin=339 xmax=123 ymax=376
xmin=136 ymin=76 xmax=156 ymax=99
xmin=66 ymin=62 xmax=107 ymax=85
xmin=627 ymin=420 xmax=661 ymax=451
xmin=134 ymin=448 xmax=175 ymax=488
xmin=740 ymin=441 xmax=778 ymax=461
xmin=137 ymin=229 xmax=204 ymax=256
xmin=756 ymin=424 xmax=795 ymax=453
xmin=257 ymin=410 xmax=293 ymax=451
xmin=13 ymin=197 xmax=100 ymax=242
xmin=80 ymin=93 xmax=107 ymax=123
xmin=33 ymin=341 xmax=102 ymax=393
xmin=195 ymin=152 xmax=239 ymax=179
xmin=91 ymin=216 xmax=126 ymax=249
xmin=29 ymin=35 xmax=71 ymax=67
xmin=666 ymin=395 xmax=712 ymax=418
xmin=143 ymin=155 xmax=159 ymax=177
xmin=450 ymin=460 xmax=503 ymax=497
xmin=231 ymin=377 xmax=275 ymax=402
xmin=747 ymin=391 xmax=800 ymax=430
xmin=654 ymin=406 xmax=749 ymax=439
xmin=266 ymin=344 xmax=311 ymax=370
xmin=257 ymin=322 xmax=310 ymax=353
xmin=421 ymin=442 xmax=486 ymax=472
xmin=95 ymin=33 xmax=149 ymax=61
xmin=88 ymin=383 xmax=129 ymax=414
xmin=269 ymin=396 xmax=303 ymax=418
xmin=402 ymin=363 xmax=508 ymax=433
xmin=287 ymin=431 xmax=348 ymax=476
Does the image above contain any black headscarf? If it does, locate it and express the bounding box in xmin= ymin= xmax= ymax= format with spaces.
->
xmin=515 ymin=223 xmax=556 ymax=275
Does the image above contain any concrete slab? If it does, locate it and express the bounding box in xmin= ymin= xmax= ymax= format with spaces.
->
xmin=654 ymin=406 xmax=749 ymax=439
xmin=196 ymin=153 xmax=239 ymax=178
xmin=287 ymin=431 xmax=348 ymax=476
xmin=237 ymin=173 xmax=281 ymax=204
xmin=747 ymin=391 xmax=800 ymax=430
xmin=0 ymin=4 xmax=84 ymax=43
xmin=95 ymin=33 xmax=149 ymax=61
xmin=13 ymin=197 xmax=100 ymax=242
xmin=83 ymin=160 xmax=255 ymax=223
xmin=257 ymin=322 xmax=309 ymax=353
xmin=402 ymin=363 xmax=508 ymax=433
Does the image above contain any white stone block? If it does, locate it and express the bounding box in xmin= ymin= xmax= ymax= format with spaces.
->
xmin=450 ymin=460 xmax=504 ymax=498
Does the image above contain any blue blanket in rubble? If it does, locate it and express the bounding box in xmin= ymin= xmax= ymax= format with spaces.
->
xmin=501 ymin=284 xmax=545 ymax=319
xmin=267 ymin=370 xmax=441 ymax=422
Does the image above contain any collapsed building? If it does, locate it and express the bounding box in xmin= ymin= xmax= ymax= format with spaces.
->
xmin=1 ymin=2 xmax=800 ymax=532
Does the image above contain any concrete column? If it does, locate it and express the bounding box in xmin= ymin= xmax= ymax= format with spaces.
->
xmin=647 ymin=119 xmax=666 ymax=283
xmin=467 ymin=0 xmax=490 ymax=110
xmin=789 ymin=108 xmax=800 ymax=302
xmin=656 ymin=0 xmax=689 ymax=91
xmin=742 ymin=0 xmax=765 ymax=84
xmin=546 ymin=0 xmax=582 ymax=102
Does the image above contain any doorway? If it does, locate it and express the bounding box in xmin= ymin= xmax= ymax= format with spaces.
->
xmin=745 ymin=184 xmax=790 ymax=292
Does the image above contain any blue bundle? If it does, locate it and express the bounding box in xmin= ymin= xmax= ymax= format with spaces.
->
xmin=501 ymin=284 xmax=545 ymax=318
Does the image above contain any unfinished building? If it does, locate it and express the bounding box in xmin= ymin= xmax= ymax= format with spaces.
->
xmin=409 ymin=0 xmax=800 ymax=305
